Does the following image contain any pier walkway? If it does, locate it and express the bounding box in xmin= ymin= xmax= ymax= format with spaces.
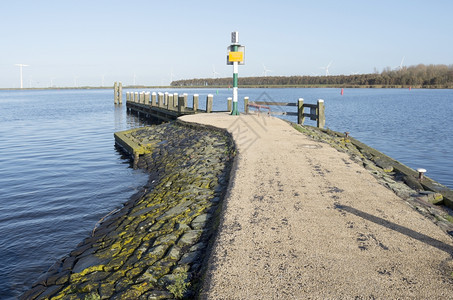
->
xmin=179 ymin=113 xmax=453 ymax=299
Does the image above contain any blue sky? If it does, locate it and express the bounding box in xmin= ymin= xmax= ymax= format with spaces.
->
xmin=1 ymin=0 xmax=452 ymax=88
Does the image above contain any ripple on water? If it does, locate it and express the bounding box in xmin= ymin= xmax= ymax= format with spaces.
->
xmin=0 ymin=89 xmax=150 ymax=299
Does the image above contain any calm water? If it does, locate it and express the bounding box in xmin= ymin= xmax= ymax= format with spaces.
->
xmin=0 ymin=89 xmax=150 ymax=299
xmin=0 ymin=88 xmax=452 ymax=298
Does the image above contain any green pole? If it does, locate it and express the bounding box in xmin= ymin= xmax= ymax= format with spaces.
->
xmin=230 ymin=32 xmax=240 ymax=115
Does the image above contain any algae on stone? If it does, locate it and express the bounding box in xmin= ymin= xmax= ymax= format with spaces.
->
xmin=22 ymin=121 xmax=235 ymax=299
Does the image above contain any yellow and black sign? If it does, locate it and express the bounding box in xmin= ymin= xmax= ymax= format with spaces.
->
xmin=228 ymin=51 xmax=244 ymax=62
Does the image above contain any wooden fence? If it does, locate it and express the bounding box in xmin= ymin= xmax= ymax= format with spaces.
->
xmin=244 ymin=97 xmax=325 ymax=128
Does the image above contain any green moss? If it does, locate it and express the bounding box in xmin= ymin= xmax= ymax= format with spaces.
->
xmin=27 ymin=122 xmax=236 ymax=299
xmin=98 ymin=281 xmax=115 ymax=299
xmin=70 ymin=265 xmax=105 ymax=283
xmin=104 ymin=256 xmax=126 ymax=272
xmin=51 ymin=286 xmax=76 ymax=300
xmin=77 ymin=281 xmax=99 ymax=294
xmin=166 ymin=271 xmax=190 ymax=299
xmin=125 ymin=267 xmax=142 ymax=279
xmin=444 ymin=215 xmax=453 ymax=223
xmin=433 ymin=193 xmax=444 ymax=202
xmin=84 ymin=292 xmax=101 ymax=300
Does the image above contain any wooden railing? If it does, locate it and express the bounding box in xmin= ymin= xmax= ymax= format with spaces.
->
xmin=124 ymin=91 xmax=216 ymax=122
xmin=126 ymin=92 xmax=214 ymax=113
xmin=244 ymin=97 xmax=325 ymax=128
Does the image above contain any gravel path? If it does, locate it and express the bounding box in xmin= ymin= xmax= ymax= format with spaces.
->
xmin=179 ymin=113 xmax=453 ymax=299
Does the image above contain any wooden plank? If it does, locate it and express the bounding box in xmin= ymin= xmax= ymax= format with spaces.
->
xmin=304 ymin=103 xmax=317 ymax=109
xmin=253 ymin=101 xmax=297 ymax=106
xmin=267 ymin=111 xmax=298 ymax=116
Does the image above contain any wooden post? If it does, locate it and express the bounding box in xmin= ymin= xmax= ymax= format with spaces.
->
xmin=228 ymin=97 xmax=232 ymax=112
xmin=158 ymin=92 xmax=164 ymax=107
xmin=167 ymin=94 xmax=174 ymax=110
xmin=317 ymin=99 xmax=325 ymax=128
xmin=139 ymin=92 xmax=144 ymax=104
xmin=134 ymin=92 xmax=139 ymax=103
xmin=173 ymin=93 xmax=178 ymax=108
xmin=244 ymin=97 xmax=249 ymax=114
xmin=206 ymin=94 xmax=213 ymax=113
xmin=183 ymin=93 xmax=188 ymax=107
xmin=133 ymin=152 xmax=139 ymax=169
xmin=118 ymin=82 xmax=123 ymax=104
xmin=193 ymin=94 xmax=199 ymax=112
xmin=164 ymin=92 xmax=169 ymax=107
xmin=151 ymin=92 xmax=156 ymax=106
xmin=126 ymin=92 xmax=130 ymax=103
xmin=298 ymin=98 xmax=304 ymax=125
xmin=114 ymin=82 xmax=118 ymax=104
xmin=178 ymin=95 xmax=185 ymax=114
xmin=144 ymin=92 xmax=150 ymax=105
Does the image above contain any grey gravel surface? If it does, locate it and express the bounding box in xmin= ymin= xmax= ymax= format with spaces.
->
xmin=180 ymin=113 xmax=453 ymax=299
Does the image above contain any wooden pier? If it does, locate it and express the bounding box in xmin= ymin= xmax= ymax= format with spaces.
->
xmin=125 ymin=91 xmax=220 ymax=123
xmin=113 ymin=82 xmax=325 ymax=127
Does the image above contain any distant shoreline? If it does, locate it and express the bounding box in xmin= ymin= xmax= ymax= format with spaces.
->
xmin=1 ymin=84 xmax=452 ymax=91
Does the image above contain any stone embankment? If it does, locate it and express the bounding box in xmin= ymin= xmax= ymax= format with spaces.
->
xmin=21 ymin=122 xmax=234 ymax=299
xmin=21 ymin=114 xmax=453 ymax=299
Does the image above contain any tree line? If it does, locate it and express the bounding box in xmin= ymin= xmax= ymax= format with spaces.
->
xmin=170 ymin=64 xmax=453 ymax=88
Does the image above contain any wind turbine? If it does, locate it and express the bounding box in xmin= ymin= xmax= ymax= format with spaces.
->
xmin=262 ymin=64 xmax=272 ymax=77
xmin=15 ymin=64 xmax=29 ymax=89
xmin=395 ymin=56 xmax=405 ymax=70
xmin=320 ymin=61 xmax=333 ymax=76
xmin=212 ymin=65 xmax=220 ymax=78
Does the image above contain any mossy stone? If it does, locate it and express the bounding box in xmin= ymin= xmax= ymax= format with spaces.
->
xmin=178 ymin=230 xmax=202 ymax=246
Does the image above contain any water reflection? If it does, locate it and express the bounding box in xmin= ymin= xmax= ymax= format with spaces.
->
xmin=113 ymin=104 xmax=154 ymax=132
xmin=0 ymin=90 xmax=152 ymax=298
xmin=114 ymin=105 xmax=124 ymax=131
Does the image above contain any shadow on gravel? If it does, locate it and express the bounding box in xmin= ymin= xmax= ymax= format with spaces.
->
xmin=335 ymin=204 xmax=453 ymax=256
